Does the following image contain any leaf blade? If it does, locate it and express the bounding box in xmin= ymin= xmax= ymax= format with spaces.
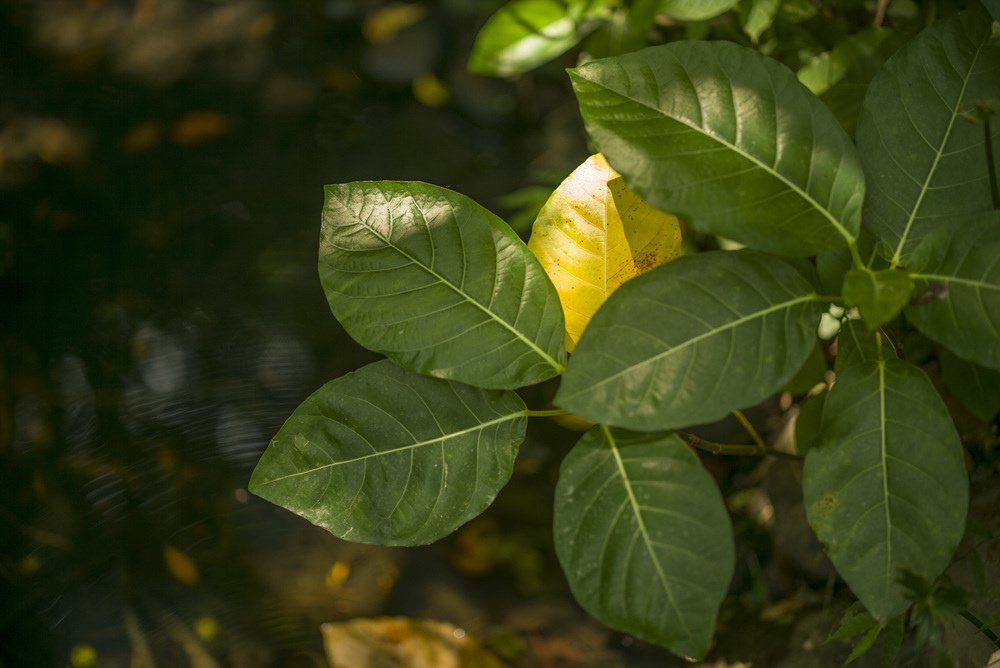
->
xmin=554 ymin=427 xmax=734 ymax=660
xmin=527 ymin=153 xmax=682 ymax=351
xmin=855 ymin=7 xmax=1000 ymax=266
xmin=321 ymin=181 xmax=566 ymax=389
xmin=570 ymin=41 xmax=865 ymax=257
xmin=803 ymin=359 xmax=968 ymax=621
xmin=249 ymin=360 xmax=527 ymax=546
xmin=555 ymin=250 xmax=826 ymax=430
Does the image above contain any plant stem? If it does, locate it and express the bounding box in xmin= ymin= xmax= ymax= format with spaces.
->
xmin=958 ymin=610 xmax=1000 ymax=650
xmin=873 ymin=0 xmax=890 ymax=26
xmin=524 ymin=408 xmax=571 ymax=417
xmin=732 ymin=409 xmax=767 ymax=453
xmin=678 ymin=431 xmax=802 ymax=461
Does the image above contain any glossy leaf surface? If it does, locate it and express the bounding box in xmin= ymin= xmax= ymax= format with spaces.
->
xmin=556 ymin=250 xmax=825 ymax=430
xmin=803 ymin=359 xmax=968 ymax=621
xmin=468 ymin=0 xmax=607 ymax=77
xmin=527 ymin=153 xmax=682 ymax=351
xmin=554 ymin=427 xmax=733 ymax=660
xmin=570 ymin=41 xmax=864 ymax=257
xmin=855 ymin=7 xmax=1000 ymax=266
xmin=842 ymin=268 xmax=914 ymax=330
xmin=249 ymin=360 xmax=527 ymax=546
xmin=906 ymin=216 xmax=1000 ymax=371
xmin=321 ymin=181 xmax=566 ymax=389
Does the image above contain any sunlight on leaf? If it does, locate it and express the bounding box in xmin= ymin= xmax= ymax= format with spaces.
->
xmin=527 ymin=153 xmax=682 ymax=351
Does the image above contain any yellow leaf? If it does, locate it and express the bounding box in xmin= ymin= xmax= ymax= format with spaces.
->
xmin=527 ymin=154 xmax=682 ymax=351
xmin=163 ymin=545 xmax=199 ymax=585
xmin=363 ymin=3 xmax=428 ymax=44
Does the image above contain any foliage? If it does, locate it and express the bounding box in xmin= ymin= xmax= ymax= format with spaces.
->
xmin=252 ymin=0 xmax=1000 ymax=662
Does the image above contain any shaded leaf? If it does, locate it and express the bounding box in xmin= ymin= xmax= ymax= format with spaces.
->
xmin=906 ymin=215 xmax=1000 ymax=371
xmin=803 ymin=359 xmax=968 ymax=621
xmin=738 ymin=0 xmax=780 ymax=43
xmin=320 ymin=181 xmax=566 ymax=390
xmin=527 ymin=153 xmax=682 ymax=351
xmin=939 ymin=349 xmax=1000 ymax=421
xmin=249 ymin=360 xmax=527 ymax=546
xmin=556 ymin=250 xmax=825 ymax=430
xmin=797 ymin=28 xmax=893 ymax=96
xmin=845 ymin=624 xmax=880 ymax=665
xmin=829 ymin=601 xmax=877 ymax=641
xmin=795 ymin=390 xmax=826 ymax=457
xmin=554 ymin=427 xmax=733 ymax=660
xmin=570 ymin=41 xmax=864 ymax=257
xmin=657 ymin=0 xmax=740 ymax=21
xmin=855 ymin=7 xmax=1000 ymax=266
xmin=842 ymin=268 xmax=914 ymax=330
xmin=835 ymin=319 xmax=897 ymax=372
xmin=782 ymin=341 xmax=827 ymax=395
xmin=468 ymin=0 xmax=608 ymax=77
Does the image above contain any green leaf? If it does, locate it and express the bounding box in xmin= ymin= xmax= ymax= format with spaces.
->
xmin=842 ymin=268 xmax=914 ymax=330
xmin=835 ymin=320 xmax=897 ymax=373
xmin=468 ymin=0 xmax=608 ymax=77
xmin=778 ymin=0 xmax=817 ymax=23
xmin=844 ymin=624 xmax=881 ymax=665
xmin=803 ymin=358 xmax=969 ymax=621
xmin=570 ymin=41 xmax=864 ymax=257
xmin=320 ymin=181 xmax=566 ymax=390
xmin=555 ymin=250 xmax=826 ymax=430
xmin=797 ymin=27 xmax=893 ymax=96
xmin=906 ymin=215 xmax=1000 ymax=371
xmin=881 ymin=616 xmax=905 ymax=668
xmin=939 ymin=349 xmax=1000 ymax=421
xmin=782 ymin=341 xmax=827 ymax=395
xmin=554 ymin=427 xmax=733 ymax=660
xmin=854 ymin=6 xmax=1000 ymax=266
xmin=829 ymin=601 xmax=878 ymax=641
xmin=738 ymin=0 xmax=780 ymax=43
xmin=657 ymin=0 xmax=740 ymax=21
xmin=249 ymin=360 xmax=527 ymax=546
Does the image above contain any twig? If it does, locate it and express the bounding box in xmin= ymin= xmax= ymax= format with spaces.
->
xmin=679 ymin=431 xmax=802 ymax=461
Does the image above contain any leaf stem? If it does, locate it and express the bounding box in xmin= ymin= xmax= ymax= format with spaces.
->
xmin=524 ymin=408 xmax=571 ymax=417
xmin=848 ymin=239 xmax=865 ymax=270
xmin=958 ymin=610 xmax=1000 ymax=650
xmin=678 ymin=431 xmax=802 ymax=461
xmin=732 ymin=409 xmax=767 ymax=453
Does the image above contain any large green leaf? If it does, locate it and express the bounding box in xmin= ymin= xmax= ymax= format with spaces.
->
xmin=570 ymin=40 xmax=865 ymax=257
xmin=249 ymin=360 xmax=527 ymax=546
xmin=321 ymin=182 xmax=566 ymax=390
xmin=468 ymin=0 xmax=608 ymax=77
xmin=555 ymin=250 xmax=826 ymax=430
xmin=803 ymin=358 xmax=968 ymax=621
xmin=554 ymin=427 xmax=733 ymax=660
xmin=906 ymin=216 xmax=1000 ymax=371
xmin=854 ymin=7 xmax=1000 ymax=267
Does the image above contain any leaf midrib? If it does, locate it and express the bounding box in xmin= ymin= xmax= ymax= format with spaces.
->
xmin=336 ymin=192 xmax=565 ymax=374
xmin=889 ymin=29 xmax=990 ymax=267
xmin=573 ymin=65 xmax=857 ymax=245
xmin=258 ymin=411 xmax=525 ymax=485
xmin=877 ymin=359 xmax=893 ymax=601
xmin=604 ymin=425 xmax=692 ymax=641
xmin=563 ymin=293 xmax=819 ymax=397
xmin=910 ymin=273 xmax=1000 ymax=292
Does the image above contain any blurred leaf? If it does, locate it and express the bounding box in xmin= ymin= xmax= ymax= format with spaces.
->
xmin=781 ymin=341 xmax=827 ymax=394
xmin=412 ymin=74 xmax=449 ymax=107
xmin=657 ymin=0 xmax=740 ymax=21
xmin=322 ymin=618 xmax=504 ymax=668
xmin=170 ymin=111 xmax=231 ymax=146
xmin=554 ymin=427 xmax=734 ymax=660
xmin=527 ymin=153 xmax=682 ymax=351
xmin=795 ymin=389 xmax=826 ymax=456
xmin=363 ymin=3 xmax=429 ymax=43
xmin=468 ymin=0 xmax=608 ymax=77
xmin=779 ymin=0 xmax=817 ymax=22
xmin=881 ymin=616 xmax=905 ymax=668
xmin=797 ymin=28 xmax=892 ymax=96
xmin=829 ymin=601 xmax=878 ymax=641
xmin=738 ymin=0 xmax=780 ymax=42
xmin=844 ymin=624 xmax=880 ymax=665
xmin=164 ymin=545 xmax=199 ymax=585
xmin=249 ymin=360 xmax=527 ymax=546
xmin=570 ymin=41 xmax=864 ymax=257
